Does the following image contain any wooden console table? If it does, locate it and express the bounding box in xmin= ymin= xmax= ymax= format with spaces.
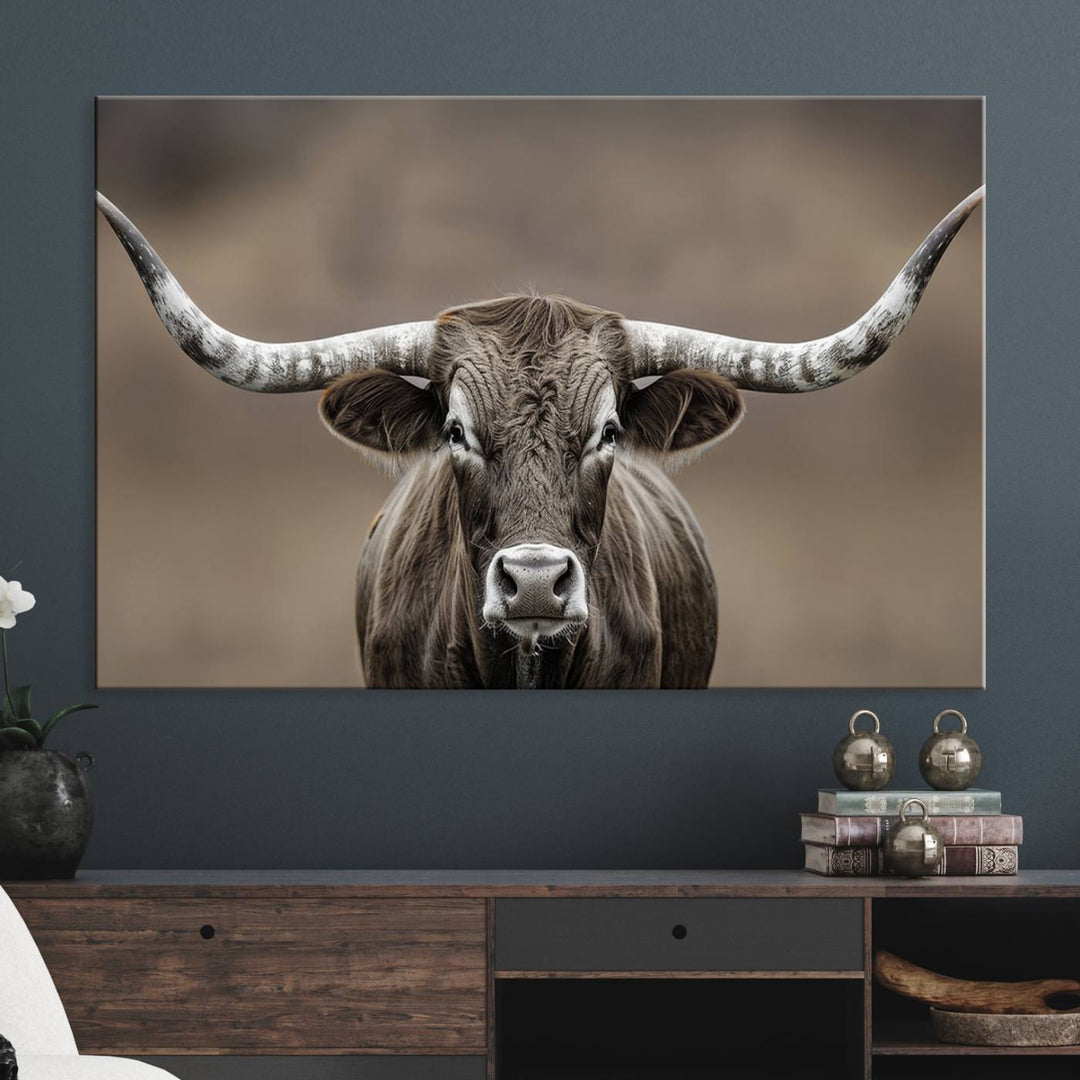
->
xmin=6 ymin=871 xmax=1080 ymax=1079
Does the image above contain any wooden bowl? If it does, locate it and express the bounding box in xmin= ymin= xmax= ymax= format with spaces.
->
xmin=931 ymin=1008 xmax=1080 ymax=1047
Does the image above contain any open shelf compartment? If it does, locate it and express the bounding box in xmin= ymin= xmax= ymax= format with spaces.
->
xmin=496 ymin=976 xmax=864 ymax=1079
xmin=870 ymin=897 xmax=1080 ymax=1074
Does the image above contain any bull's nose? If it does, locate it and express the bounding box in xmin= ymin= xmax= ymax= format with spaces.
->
xmin=483 ymin=543 xmax=588 ymax=632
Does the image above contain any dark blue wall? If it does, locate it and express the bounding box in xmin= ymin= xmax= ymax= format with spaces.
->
xmin=2 ymin=1 xmax=1077 ymax=871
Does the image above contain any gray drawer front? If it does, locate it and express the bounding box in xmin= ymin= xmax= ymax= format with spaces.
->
xmin=495 ymin=898 xmax=862 ymax=972
xmin=138 ymin=1058 xmax=486 ymax=1080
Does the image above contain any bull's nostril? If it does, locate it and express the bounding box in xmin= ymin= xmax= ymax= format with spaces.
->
xmin=553 ymin=564 xmax=573 ymax=600
xmin=499 ymin=563 xmax=518 ymax=599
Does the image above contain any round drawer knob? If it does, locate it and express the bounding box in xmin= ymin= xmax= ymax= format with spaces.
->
xmin=200 ymin=924 xmax=216 ymax=940
xmin=671 ymin=924 xmax=688 ymax=940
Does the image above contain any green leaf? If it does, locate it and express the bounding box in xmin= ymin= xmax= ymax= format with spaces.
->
xmin=9 ymin=684 xmax=32 ymax=720
xmin=1 ymin=695 xmax=15 ymax=725
xmin=40 ymin=703 xmax=99 ymax=744
xmin=14 ymin=717 xmax=43 ymax=743
xmin=0 ymin=725 xmax=38 ymax=749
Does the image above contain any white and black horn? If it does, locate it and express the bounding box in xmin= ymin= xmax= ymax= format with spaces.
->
xmin=96 ymin=191 xmax=434 ymax=392
xmin=625 ymin=186 xmax=984 ymax=391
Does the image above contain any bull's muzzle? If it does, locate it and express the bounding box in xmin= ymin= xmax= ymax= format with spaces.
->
xmin=483 ymin=543 xmax=588 ymax=639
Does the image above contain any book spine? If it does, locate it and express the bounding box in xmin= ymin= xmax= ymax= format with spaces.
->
xmin=803 ymin=844 xmax=1019 ymax=876
xmin=800 ymin=814 xmax=1023 ymax=847
xmin=804 ymin=845 xmax=878 ymax=876
xmin=801 ymin=814 xmax=886 ymax=847
xmin=817 ymin=790 xmax=1002 ymax=816
xmin=934 ymin=846 xmax=1019 ymax=876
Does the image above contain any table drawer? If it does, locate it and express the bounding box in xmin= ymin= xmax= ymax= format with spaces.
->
xmin=495 ymin=898 xmax=862 ymax=973
xmin=16 ymin=897 xmax=487 ymax=1053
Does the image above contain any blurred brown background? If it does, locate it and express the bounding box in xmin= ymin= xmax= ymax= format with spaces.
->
xmin=96 ymin=97 xmax=983 ymax=688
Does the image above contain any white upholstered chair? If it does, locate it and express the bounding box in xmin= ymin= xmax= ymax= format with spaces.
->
xmin=0 ymin=887 xmax=179 ymax=1079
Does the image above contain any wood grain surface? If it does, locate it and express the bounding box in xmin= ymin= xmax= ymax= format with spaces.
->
xmin=14 ymin=897 xmax=487 ymax=1055
xmin=6 ymin=869 xmax=1080 ymax=900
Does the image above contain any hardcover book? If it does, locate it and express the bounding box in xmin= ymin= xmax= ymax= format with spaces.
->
xmin=804 ymin=844 xmax=1019 ymax=877
xmin=800 ymin=813 xmax=1023 ymax=848
xmin=816 ymin=789 xmax=1002 ymax=816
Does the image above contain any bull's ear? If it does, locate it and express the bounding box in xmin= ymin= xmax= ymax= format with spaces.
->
xmin=620 ymin=369 xmax=745 ymax=467
xmin=319 ymin=370 xmax=443 ymax=466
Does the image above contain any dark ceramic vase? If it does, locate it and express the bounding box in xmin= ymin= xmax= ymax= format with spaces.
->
xmin=0 ymin=749 xmax=93 ymax=879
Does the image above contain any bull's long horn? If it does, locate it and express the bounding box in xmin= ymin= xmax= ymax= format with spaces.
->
xmin=96 ymin=192 xmax=434 ymax=391
xmin=624 ymin=186 xmax=984 ymax=392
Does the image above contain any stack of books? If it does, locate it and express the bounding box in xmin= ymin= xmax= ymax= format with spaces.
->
xmin=802 ymin=788 xmax=1022 ymax=876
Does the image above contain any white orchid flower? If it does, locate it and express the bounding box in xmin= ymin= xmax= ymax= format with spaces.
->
xmin=0 ymin=577 xmax=36 ymax=630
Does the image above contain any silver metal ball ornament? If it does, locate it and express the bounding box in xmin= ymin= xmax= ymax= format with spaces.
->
xmin=832 ymin=709 xmax=895 ymax=791
xmin=919 ymin=709 xmax=982 ymax=791
xmin=883 ymin=798 xmax=944 ymax=877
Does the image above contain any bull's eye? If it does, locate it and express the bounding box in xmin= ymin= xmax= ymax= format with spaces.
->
xmin=601 ymin=422 xmax=619 ymax=448
xmin=447 ymin=421 xmax=465 ymax=447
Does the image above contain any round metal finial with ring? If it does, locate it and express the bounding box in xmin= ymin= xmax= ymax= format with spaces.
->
xmin=883 ymin=798 xmax=944 ymax=877
xmin=851 ymin=710 xmax=879 ymax=736
xmin=832 ymin=709 xmax=895 ymax=791
xmin=920 ymin=709 xmax=982 ymax=791
xmin=899 ymin=798 xmax=928 ymax=822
